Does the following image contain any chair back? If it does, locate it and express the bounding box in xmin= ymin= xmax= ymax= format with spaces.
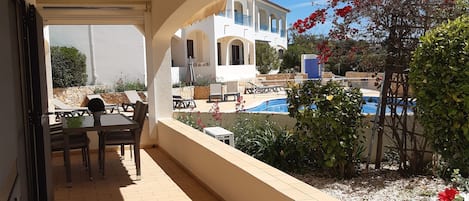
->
xmin=226 ymin=81 xmax=239 ymax=93
xmin=210 ymin=83 xmax=222 ymax=95
xmin=49 ymin=123 xmax=88 ymax=151
xmin=49 ymin=123 xmax=63 ymax=152
xmin=132 ymin=101 xmax=148 ymax=137
xmin=49 ymin=123 xmax=63 ymax=135
xmin=124 ymin=90 xmax=142 ymax=104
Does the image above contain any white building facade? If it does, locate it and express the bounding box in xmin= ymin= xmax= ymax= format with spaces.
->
xmin=171 ymin=0 xmax=289 ymax=82
xmin=48 ymin=0 xmax=288 ymax=86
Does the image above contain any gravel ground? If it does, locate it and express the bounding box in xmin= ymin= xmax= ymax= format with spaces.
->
xmin=291 ymin=167 xmax=461 ymax=201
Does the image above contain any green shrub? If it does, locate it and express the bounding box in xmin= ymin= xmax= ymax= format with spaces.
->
xmin=114 ymin=78 xmax=146 ymax=92
xmin=93 ymin=87 xmax=107 ymax=94
xmin=451 ymin=169 xmax=469 ymax=192
xmin=256 ymin=41 xmax=280 ymax=74
xmin=231 ymin=115 xmax=302 ymax=171
xmin=51 ymin=46 xmax=87 ymax=87
xmin=287 ymin=81 xmax=365 ymax=178
xmin=172 ymin=82 xmax=187 ymax=88
xmin=193 ymin=76 xmax=214 ymax=86
xmin=410 ymin=15 xmax=469 ymax=177
xmin=177 ymin=111 xmax=204 ymax=131
xmin=176 ymin=103 xmax=222 ymax=131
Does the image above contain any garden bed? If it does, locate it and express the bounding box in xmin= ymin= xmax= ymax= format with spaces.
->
xmin=292 ymin=165 xmax=459 ymax=201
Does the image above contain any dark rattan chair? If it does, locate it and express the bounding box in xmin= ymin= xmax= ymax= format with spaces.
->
xmin=99 ymin=101 xmax=148 ymax=178
xmin=50 ymin=123 xmax=92 ymax=184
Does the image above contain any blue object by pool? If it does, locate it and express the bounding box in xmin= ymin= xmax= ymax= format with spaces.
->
xmin=245 ymin=96 xmax=414 ymax=114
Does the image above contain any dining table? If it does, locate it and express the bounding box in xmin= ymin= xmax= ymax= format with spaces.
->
xmin=62 ymin=113 xmax=138 ymax=187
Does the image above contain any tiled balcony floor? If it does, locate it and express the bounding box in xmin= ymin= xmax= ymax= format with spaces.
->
xmin=52 ymin=148 xmax=221 ymax=201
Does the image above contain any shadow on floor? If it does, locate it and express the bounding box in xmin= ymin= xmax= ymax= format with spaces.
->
xmin=52 ymin=151 xmax=133 ymax=201
xmin=144 ymin=148 xmax=222 ymax=201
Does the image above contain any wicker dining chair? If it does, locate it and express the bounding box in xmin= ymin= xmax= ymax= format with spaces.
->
xmin=50 ymin=123 xmax=92 ymax=183
xmin=99 ymin=101 xmax=148 ymax=178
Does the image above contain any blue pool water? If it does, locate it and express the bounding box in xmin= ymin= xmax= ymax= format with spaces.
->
xmin=245 ymin=97 xmax=413 ymax=114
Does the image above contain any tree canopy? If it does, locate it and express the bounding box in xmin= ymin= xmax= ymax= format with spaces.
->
xmin=256 ymin=41 xmax=280 ymax=74
xmin=292 ymin=0 xmax=467 ymax=71
xmin=51 ymin=46 xmax=87 ymax=88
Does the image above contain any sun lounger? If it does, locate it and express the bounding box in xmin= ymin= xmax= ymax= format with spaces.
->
xmin=86 ymin=94 xmax=119 ymax=113
xmin=245 ymin=82 xmax=282 ymax=94
xmin=52 ymin=98 xmax=90 ymax=118
xmin=172 ymin=95 xmax=196 ymax=109
xmin=122 ymin=90 xmax=146 ymax=112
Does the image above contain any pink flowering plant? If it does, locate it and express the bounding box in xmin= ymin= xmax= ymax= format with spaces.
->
xmin=176 ymin=109 xmax=204 ymax=131
xmin=208 ymin=101 xmax=222 ymax=126
xmin=235 ymin=95 xmax=246 ymax=112
xmin=176 ymin=102 xmax=223 ymax=131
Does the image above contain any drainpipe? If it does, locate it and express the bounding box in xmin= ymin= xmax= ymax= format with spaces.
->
xmin=88 ymin=25 xmax=98 ymax=85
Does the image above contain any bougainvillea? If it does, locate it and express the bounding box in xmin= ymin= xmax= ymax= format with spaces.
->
xmin=316 ymin=41 xmax=332 ymax=64
xmin=291 ymin=0 xmax=463 ymax=67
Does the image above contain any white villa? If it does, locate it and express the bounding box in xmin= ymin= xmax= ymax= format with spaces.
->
xmin=171 ymin=0 xmax=289 ymax=82
xmin=48 ymin=0 xmax=288 ymax=86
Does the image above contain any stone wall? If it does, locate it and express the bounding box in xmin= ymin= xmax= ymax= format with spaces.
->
xmin=53 ymin=86 xmax=146 ymax=107
xmin=256 ymin=73 xmax=307 ymax=86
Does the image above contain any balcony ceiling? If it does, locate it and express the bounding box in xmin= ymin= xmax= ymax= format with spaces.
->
xmin=35 ymin=0 xmax=149 ymax=25
xmin=35 ymin=0 xmax=225 ymax=27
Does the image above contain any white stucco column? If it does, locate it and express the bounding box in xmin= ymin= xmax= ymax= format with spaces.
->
xmin=251 ymin=0 xmax=255 ymax=28
xmin=143 ymin=11 xmax=157 ymax=138
xmin=208 ymin=27 xmax=218 ymax=81
xmin=144 ymin=10 xmax=174 ymax=138
xmin=144 ymin=11 xmax=173 ymax=139
xmin=145 ymin=0 xmax=226 ymax=139
xmin=225 ymin=42 xmax=231 ymax=66
xmin=268 ymin=14 xmax=272 ymax=32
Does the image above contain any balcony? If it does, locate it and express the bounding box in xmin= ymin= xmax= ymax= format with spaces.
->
xmin=280 ymin=29 xmax=286 ymax=37
xmin=52 ymin=119 xmax=338 ymax=201
xmin=260 ymin=24 xmax=269 ymax=31
xmin=234 ymin=13 xmax=252 ymax=27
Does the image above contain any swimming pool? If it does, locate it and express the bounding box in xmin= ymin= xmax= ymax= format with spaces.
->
xmin=245 ymin=96 xmax=413 ymax=114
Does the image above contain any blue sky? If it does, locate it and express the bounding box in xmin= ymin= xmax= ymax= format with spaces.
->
xmin=270 ymin=0 xmax=333 ymax=35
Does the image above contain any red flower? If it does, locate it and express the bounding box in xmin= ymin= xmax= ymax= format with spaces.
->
xmin=335 ymin=5 xmax=352 ymax=17
xmin=292 ymin=9 xmax=327 ymax=33
xmin=438 ymin=188 xmax=459 ymax=201
xmin=353 ymin=0 xmax=360 ymax=7
xmin=316 ymin=41 xmax=332 ymax=63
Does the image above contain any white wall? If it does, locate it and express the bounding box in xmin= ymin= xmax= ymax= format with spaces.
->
xmin=49 ymin=25 xmax=146 ymax=87
xmin=171 ymin=36 xmax=186 ymax=67
xmin=217 ymin=65 xmax=257 ymax=81
xmin=172 ymin=0 xmax=288 ymax=83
